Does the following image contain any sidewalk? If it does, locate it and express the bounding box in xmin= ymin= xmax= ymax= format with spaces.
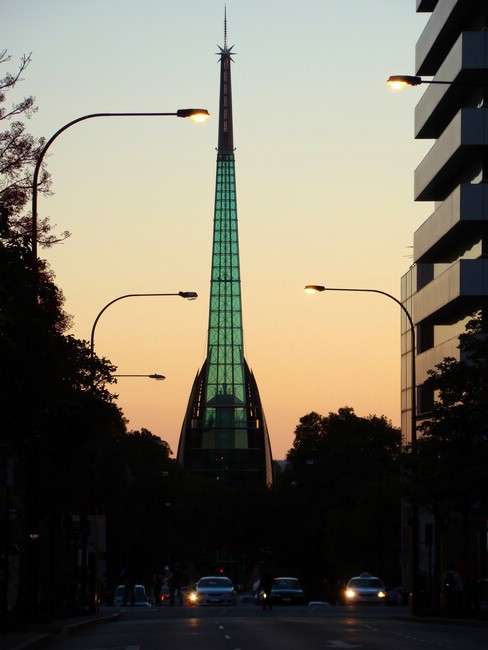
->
xmin=1 ymin=608 xmax=119 ymax=650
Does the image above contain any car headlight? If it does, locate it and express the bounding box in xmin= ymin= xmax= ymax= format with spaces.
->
xmin=378 ymin=591 xmax=386 ymax=598
xmin=345 ymin=589 xmax=356 ymax=599
xmin=188 ymin=591 xmax=198 ymax=603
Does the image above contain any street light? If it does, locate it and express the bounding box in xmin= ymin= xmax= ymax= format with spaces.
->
xmin=90 ymin=291 xmax=198 ymax=360
xmin=386 ymin=75 xmax=479 ymax=90
xmin=387 ymin=75 xmax=449 ymax=89
xmin=304 ymin=284 xmax=420 ymax=614
xmin=113 ymin=374 xmax=166 ymax=380
xmin=31 ymin=109 xmax=209 ymax=262
xmin=303 ymin=285 xmax=416 ymax=439
xmin=176 ymin=108 xmax=211 ymax=122
xmin=86 ymin=290 xmax=196 ymax=612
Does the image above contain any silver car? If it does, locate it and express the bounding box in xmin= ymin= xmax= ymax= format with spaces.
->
xmin=187 ymin=576 xmax=236 ymax=606
xmin=344 ymin=573 xmax=387 ymax=604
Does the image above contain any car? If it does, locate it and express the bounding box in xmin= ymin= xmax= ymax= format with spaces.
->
xmin=343 ymin=573 xmax=387 ymax=604
xmin=186 ymin=576 xmax=237 ymax=606
xmin=113 ymin=583 xmax=150 ymax=606
xmin=271 ymin=577 xmax=306 ymax=605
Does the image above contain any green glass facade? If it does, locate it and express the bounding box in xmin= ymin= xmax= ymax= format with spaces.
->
xmin=177 ymin=34 xmax=273 ymax=487
xmin=205 ymin=155 xmax=245 ymax=420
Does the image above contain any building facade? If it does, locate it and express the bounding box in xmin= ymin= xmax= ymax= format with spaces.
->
xmin=401 ymin=0 xmax=488 ymax=600
xmin=403 ymin=0 xmax=488 ymax=442
xmin=177 ymin=24 xmax=274 ymax=487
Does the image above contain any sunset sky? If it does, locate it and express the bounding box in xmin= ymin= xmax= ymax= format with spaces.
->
xmin=4 ymin=1 xmax=431 ymax=460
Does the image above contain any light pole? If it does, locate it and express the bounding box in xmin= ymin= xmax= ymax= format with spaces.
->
xmin=304 ymin=284 xmax=420 ymax=614
xmin=31 ymin=108 xmax=209 ymax=263
xmin=27 ymin=108 xmax=206 ymax=619
xmin=90 ymin=291 xmax=198 ymax=362
xmin=86 ymin=290 xmax=196 ymax=611
xmin=304 ymin=284 xmax=416 ymax=441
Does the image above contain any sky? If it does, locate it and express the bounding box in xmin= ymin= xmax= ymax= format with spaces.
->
xmin=3 ymin=1 xmax=432 ymax=460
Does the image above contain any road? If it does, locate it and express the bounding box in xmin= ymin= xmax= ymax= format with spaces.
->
xmin=46 ymin=604 xmax=488 ymax=650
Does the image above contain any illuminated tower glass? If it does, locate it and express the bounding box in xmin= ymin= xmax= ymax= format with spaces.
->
xmin=178 ymin=20 xmax=273 ymax=487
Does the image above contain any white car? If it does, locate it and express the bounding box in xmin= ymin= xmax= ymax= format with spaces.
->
xmin=187 ymin=576 xmax=236 ymax=606
xmin=343 ymin=573 xmax=386 ymax=604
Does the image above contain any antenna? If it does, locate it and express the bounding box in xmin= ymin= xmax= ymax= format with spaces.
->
xmin=224 ymin=4 xmax=228 ymax=49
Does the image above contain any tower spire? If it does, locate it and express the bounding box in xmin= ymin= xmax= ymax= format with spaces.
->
xmin=224 ymin=3 xmax=227 ymax=49
xmin=216 ymin=6 xmax=235 ymax=154
xmin=178 ymin=17 xmax=273 ymax=487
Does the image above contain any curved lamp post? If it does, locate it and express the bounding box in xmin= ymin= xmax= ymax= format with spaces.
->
xmin=90 ymin=290 xmax=198 ymax=360
xmin=304 ymin=283 xmax=420 ymax=615
xmin=304 ymin=285 xmax=416 ymax=417
xmin=87 ymin=290 xmax=195 ymax=614
xmin=31 ymin=108 xmax=210 ymax=262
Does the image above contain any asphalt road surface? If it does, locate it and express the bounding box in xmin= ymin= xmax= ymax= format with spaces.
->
xmin=45 ymin=603 xmax=488 ymax=650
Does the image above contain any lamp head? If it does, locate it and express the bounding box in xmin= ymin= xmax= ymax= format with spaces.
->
xmin=149 ymin=374 xmax=166 ymax=381
xmin=179 ymin=291 xmax=198 ymax=300
xmin=304 ymin=285 xmax=326 ymax=294
xmin=176 ymin=108 xmax=210 ymax=122
xmin=387 ymin=75 xmax=422 ymax=90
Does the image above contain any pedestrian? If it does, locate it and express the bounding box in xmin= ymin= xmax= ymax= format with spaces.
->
xmin=455 ymin=558 xmax=479 ymax=616
xmin=443 ymin=563 xmax=463 ymax=616
xmin=169 ymin=562 xmax=183 ymax=606
xmin=120 ymin=567 xmax=135 ymax=606
xmin=151 ymin=572 xmax=162 ymax=606
xmin=258 ymin=566 xmax=275 ymax=611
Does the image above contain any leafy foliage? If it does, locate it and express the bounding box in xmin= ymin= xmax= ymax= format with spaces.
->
xmin=274 ymin=407 xmax=402 ymax=592
xmin=0 ymin=52 xmax=130 ymax=618
xmin=0 ymin=50 xmax=68 ymax=246
xmin=405 ymin=312 xmax=488 ymax=516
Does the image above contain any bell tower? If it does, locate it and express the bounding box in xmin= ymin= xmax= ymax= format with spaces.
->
xmin=177 ymin=14 xmax=273 ymax=486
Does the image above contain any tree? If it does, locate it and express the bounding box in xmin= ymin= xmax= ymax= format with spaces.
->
xmin=0 ymin=228 xmax=124 ymax=617
xmin=0 ymin=51 xmax=124 ymax=620
xmin=106 ymin=429 xmax=174 ymax=580
xmin=0 ymin=50 xmax=67 ymax=246
xmin=396 ymin=312 xmax=488 ymax=613
xmin=275 ymin=407 xmax=402 ymax=596
xmin=409 ymin=312 xmax=488 ymax=513
xmin=405 ymin=312 xmax=488 ymax=596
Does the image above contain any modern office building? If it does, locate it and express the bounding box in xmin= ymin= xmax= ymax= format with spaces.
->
xmin=401 ymin=0 xmax=488 ymax=443
xmin=177 ymin=21 xmax=274 ymax=487
xmin=401 ymin=0 xmax=488 ymax=599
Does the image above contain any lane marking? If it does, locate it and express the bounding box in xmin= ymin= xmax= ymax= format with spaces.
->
xmin=76 ymin=647 xmax=140 ymax=650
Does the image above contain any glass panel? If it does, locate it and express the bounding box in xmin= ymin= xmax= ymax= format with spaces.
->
xmin=204 ymin=155 xmax=247 ymax=433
